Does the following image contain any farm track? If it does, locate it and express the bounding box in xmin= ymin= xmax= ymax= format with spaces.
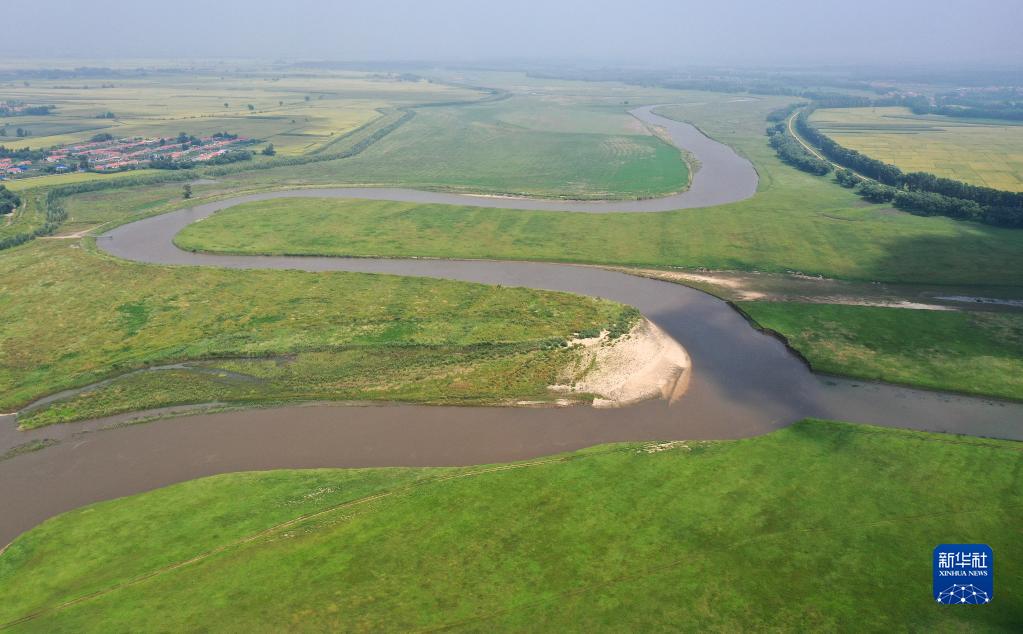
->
xmin=787 ymin=110 xmax=869 ymax=181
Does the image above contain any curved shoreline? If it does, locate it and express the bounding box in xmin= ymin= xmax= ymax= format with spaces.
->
xmin=2 ymin=107 xmax=1021 ymax=546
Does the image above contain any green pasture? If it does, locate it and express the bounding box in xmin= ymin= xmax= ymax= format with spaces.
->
xmin=739 ymin=302 xmax=1023 ymax=400
xmin=2 ymin=420 xmax=1019 ymax=631
xmin=174 ymin=193 xmax=1023 ymax=287
xmin=0 ymin=239 xmax=631 ymax=422
xmin=220 ymin=94 xmax=688 ymax=199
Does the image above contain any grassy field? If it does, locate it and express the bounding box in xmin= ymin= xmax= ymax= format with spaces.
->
xmin=738 ymin=302 xmax=1023 ymax=400
xmin=218 ymin=94 xmax=688 ymax=199
xmin=810 ymin=107 xmax=1023 ymax=191
xmin=0 ymin=239 xmax=634 ymax=422
xmin=2 ymin=420 xmax=1020 ymax=631
xmin=174 ymin=194 xmax=1023 ymax=287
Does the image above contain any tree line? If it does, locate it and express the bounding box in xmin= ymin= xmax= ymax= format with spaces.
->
xmin=765 ymin=121 xmax=831 ymax=176
xmin=794 ymin=109 xmax=1023 ymax=227
xmin=150 ymin=149 xmax=252 ymax=171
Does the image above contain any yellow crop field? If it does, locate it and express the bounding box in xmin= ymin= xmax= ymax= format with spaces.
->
xmin=810 ymin=106 xmax=1023 ymax=191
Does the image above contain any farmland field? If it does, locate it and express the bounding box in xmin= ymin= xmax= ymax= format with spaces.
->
xmin=2 ymin=420 xmax=1019 ymax=631
xmin=0 ymin=72 xmax=477 ymax=157
xmin=810 ymin=106 xmax=1023 ymax=191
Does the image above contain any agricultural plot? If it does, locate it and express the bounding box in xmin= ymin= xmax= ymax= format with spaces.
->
xmin=810 ymin=106 xmax=1023 ymax=191
xmin=0 ymin=72 xmax=480 ymax=183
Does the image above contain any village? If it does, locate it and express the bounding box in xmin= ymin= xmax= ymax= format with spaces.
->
xmin=0 ymin=131 xmax=254 ymax=179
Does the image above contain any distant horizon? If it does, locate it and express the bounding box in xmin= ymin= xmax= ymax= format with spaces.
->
xmin=2 ymin=0 xmax=1020 ymax=69
xmin=0 ymin=56 xmax=1021 ymax=78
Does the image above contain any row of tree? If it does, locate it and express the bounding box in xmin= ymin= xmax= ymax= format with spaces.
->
xmin=856 ymin=182 xmax=992 ymax=222
xmin=0 ymin=128 xmax=35 ymax=138
xmin=765 ymin=122 xmax=831 ymax=175
xmin=150 ymin=149 xmax=253 ymax=171
xmin=794 ymin=109 xmax=1023 ymax=227
xmin=0 ymin=145 xmax=46 ymax=160
xmin=0 ymin=104 xmax=55 ymax=116
xmin=903 ymin=94 xmax=1023 ymax=122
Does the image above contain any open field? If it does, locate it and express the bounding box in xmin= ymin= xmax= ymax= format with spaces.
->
xmin=2 ymin=72 xmax=687 ymax=200
xmin=2 ymin=420 xmax=1020 ymax=630
xmin=0 ymin=72 xmax=477 ymax=156
xmin=0 ymin=239 xmax=633 ymax=420
xmin=810 ymin=107 xmax=1023 ymax=191
xmin=738 ymin=302 xmax=1023 ymax=400
xmin=220 ymin=94 xmax=688 ymax=199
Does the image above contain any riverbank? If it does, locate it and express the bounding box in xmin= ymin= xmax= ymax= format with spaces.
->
xmin=3 ymin=421 xmax=1018 ymax=631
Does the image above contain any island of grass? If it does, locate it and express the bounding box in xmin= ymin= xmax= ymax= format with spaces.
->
xmin=1 ymin=420 xmax=1019 ymax=630
xmin=0 ymin=239 xmax=639 ymax=427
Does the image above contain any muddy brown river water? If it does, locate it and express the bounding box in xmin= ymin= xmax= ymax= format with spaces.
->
xmin=1 ymin=107 xmax=1020 ymax=546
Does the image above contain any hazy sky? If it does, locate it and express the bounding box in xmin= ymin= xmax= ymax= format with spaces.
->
xmin=3 ymin=0 xmax=1020 ymax=67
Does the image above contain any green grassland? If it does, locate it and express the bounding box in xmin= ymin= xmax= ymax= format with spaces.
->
xmin=738 ymin=302 xmax=1023 ymax=400
xmin=810 ymin=107 xmax=1023 ymax=191
xmin=166 ymin=88 xmax=1023 ymax=287
xmin=174 ymin=194 xmax=1023 ymax=287
xmin=0 ymin=187 xmax=46 ymax=240
xmin=2 ymin=420 xmax=1020 ymax=631
xmin=219 ymin=94 xmax=688 ymax=199
xmin=0 ymin=239 xmax=633 ymax=423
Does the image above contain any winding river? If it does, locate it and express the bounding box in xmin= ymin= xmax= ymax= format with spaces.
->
xmin=1 ymin=106 xmax=1020 ymax=545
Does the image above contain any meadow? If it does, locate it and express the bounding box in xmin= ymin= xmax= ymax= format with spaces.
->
xmin=174 ymin=194 xmax=1023 ymax=286
xmin=738 ymin=302 xmax=1023 ymax=400
xmin=2 ymin=420 xmax=1019 ymax=630
xmin=220 ymin=93 xmax=688 ymax=199
xmin=810 ymin=106 xmax=1023 ymax=191
xmin=0 ymin=239 xmax=633 ymax=422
